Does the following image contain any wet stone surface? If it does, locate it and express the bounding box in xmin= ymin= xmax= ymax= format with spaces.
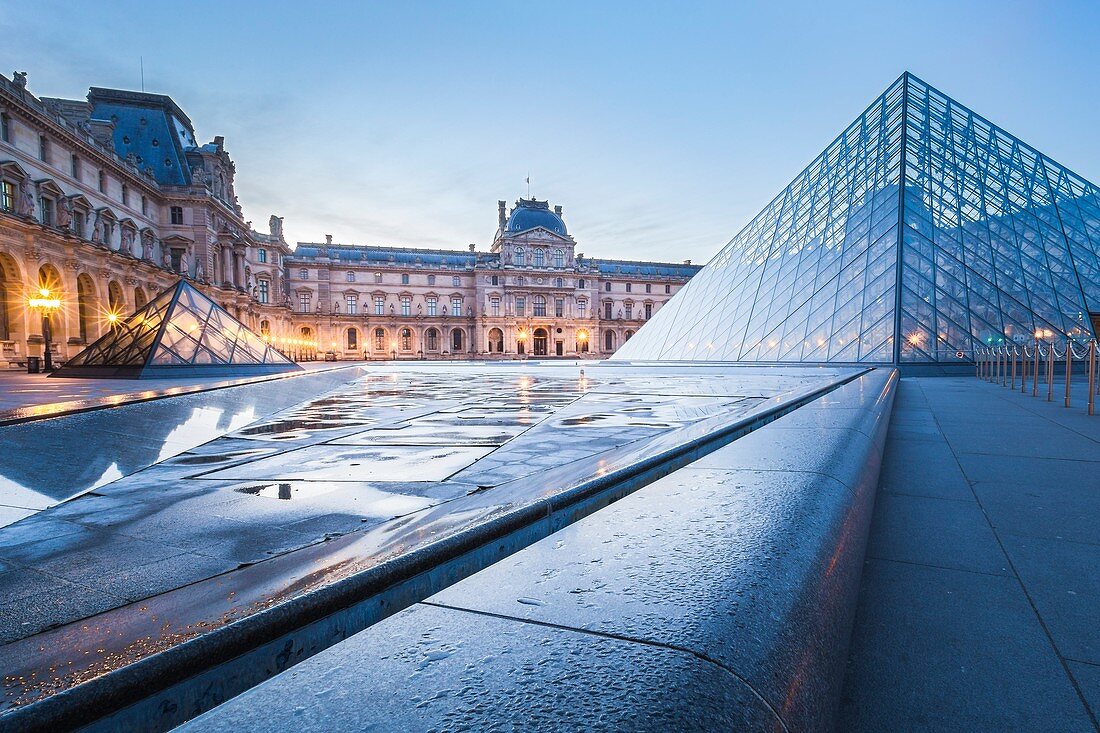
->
xmin=0 ymin=363 xmax=854 ymax=713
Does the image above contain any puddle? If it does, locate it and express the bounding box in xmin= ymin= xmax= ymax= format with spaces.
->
xmin=235 ymin=482 xmax=337 ymax=500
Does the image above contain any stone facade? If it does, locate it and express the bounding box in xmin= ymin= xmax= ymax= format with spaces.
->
xmin=0 ymin=71 xmax=697 ymax=366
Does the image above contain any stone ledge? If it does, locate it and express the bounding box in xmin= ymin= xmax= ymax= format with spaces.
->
xmin=180 ymin=368 xmax=897 ymax=732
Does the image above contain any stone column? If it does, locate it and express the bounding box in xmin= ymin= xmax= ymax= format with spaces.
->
xmin=234 ymin=248 xmax=246 ymax=289
xmin=223 ymin=246 xmax=234 ymax=287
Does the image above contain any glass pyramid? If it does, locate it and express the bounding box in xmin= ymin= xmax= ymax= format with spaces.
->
xmin=614 ymin=73 xmax=1100 ymax=365
xmin=55 ymin=280 xmax=300 ymax=378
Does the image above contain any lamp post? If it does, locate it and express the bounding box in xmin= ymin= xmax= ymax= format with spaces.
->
xmin=29 ymin=288 xmax=61 ymax=372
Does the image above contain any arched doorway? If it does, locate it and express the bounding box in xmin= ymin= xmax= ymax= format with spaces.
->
xmin=425 ymin=327 xmax=439 ymax=352
xmin=0 ymin=255 xmax=18 ymax=341
xmin=373 ymin=327 xmax=387 ymax=353
xmin=37 ymin=263 xmax=65 ymax=349
xmin=533 ymin=327 xmax=548 ymax=356
xmin=76 ymin=273 xmax=98 ymax=342
xmin=346 ymin=327 xmax=358 ymax=350
xmin=134 ymin=286 xmax=147 ymax=309
xmin=604 ymin=330 xmax=616 ymax=352
xmin=400 ymin=327 xmax=413 ymax=352
xmin=451 ymin=328 xmax=465 ymax=353
xmin=107 ymin=280 xmax=125 ymax=328
xmin=487 ymin=327 xmax=503 ymax=353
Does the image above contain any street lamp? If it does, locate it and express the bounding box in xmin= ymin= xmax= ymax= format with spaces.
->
xmin=28 ymin=288 xmax=62 ymax=372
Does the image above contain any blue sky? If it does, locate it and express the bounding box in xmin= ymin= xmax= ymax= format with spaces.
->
xmin=2 ymin=1 xmax=1098 ymax=263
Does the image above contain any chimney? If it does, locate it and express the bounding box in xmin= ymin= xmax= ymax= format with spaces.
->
xmin=683 ymin=259 xmax=692 ymax=265
xmin=468 ymin=243 xmax=476 ymax=252
xmin=498 ymin=200 xmax=506 ymax=229
xmin=325 ymin=234 xmax=333 ymax=245
xmin=554 ymin=205 xmax=562 ymax=216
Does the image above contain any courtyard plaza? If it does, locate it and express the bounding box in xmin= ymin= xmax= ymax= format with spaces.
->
xmin=0 ymin=360 xmax=857 ymax=718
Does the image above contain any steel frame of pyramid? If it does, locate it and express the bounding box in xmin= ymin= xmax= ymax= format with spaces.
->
xmin=53 ymin=279 xmax=301 ymax=379
xmin=614 ymin=72 xmax=1100 ymax=366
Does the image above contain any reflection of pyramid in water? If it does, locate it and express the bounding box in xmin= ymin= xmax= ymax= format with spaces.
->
xmin=55 ymin=279 xmax=300 ymax=378
xmin=614 ymin=72 xmax=1100 ymax=365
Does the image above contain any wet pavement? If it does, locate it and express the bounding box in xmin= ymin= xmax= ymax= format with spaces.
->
xmin=0 ymin=362 xmax=857 ymax=717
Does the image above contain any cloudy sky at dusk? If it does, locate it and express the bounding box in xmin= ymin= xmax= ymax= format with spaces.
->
xmin=3 ymin=1 xmax=1098 ymax=264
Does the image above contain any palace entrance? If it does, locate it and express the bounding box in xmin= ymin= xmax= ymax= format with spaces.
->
xmin=533 ymin=328 xmax=548 ymax=356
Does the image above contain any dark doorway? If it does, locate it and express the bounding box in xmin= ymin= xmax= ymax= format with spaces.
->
xmin=555 ymin=340 xmax=563 ymax=356
xmin=533 ymin=328 xmax=548 ymax=356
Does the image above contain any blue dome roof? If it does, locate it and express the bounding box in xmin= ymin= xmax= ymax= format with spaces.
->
xmin=506 ymin=200 xmax=567 ymax=236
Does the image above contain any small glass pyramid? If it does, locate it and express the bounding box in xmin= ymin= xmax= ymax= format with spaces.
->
xmin=614 ymin=73 xmax=1100 ymax=365
xmin=55 ymin=280 xmax=300 ymax=378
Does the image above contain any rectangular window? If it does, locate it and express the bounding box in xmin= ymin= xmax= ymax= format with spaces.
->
xmin=346 ymin=294 xmax=357 ymax=314
xmin=374 ymin=296 xmax=385 ymax=315
xmin=625 ymin=304 xmax=633 ymax=319
xmin=121 ymin=184 xmax=128 ymax=207
xmin=72 ymin=209 xmax=84 ymax=237
xmin=427 ymin=274 xmax=436 ymax=285
xmin=39 ymin=134 xmax=47 ymax=162
xmin=258 ymin=279 xmax=269 ymax=304
xmin=665 ymin=284 xmax=671 ymax=294
xmin=555 ymin=298 xmax=564 ymax=317
xmin=452 ymin=276 xmax=460 ymax=287
xmin=534 ymin=298 xmax=546 ymax=317
xmin=604 ymin=282 xmax=611 ymax=291
xmin=299 ymin=268 xmax=308 ymax=279
xmin=0 ymin=181 xmax=12 ymax=211
xmin=644 ymin=303 xmax=652 ymax=319
xmin=516 ymin=296 xmax=526 ymax=317
xmin=645 ymin=283 xmax=651 ymax=294
xmin=298 ymin=293 xmax=311 ymax=312
xmin=375 ymin=272 xmax=382 ymax=283
xmin=170 ymin=206 xmax=184 ymax=225
xmin=71 ymin=154 xmax=80 ymax=179
xmin=0 ymin=112 xmax=9 ymax=143
xmin=427 ymin=297 xmax=437 ymax=317
xmin=375 ymin=329 xmax=385 ymax=351
xmin=604 ymin=302 xmax=612 ymax=319
xmin=491 ymin=275 xmax=498 ymax=286
xmin=141 ymin=195 xmax=147 ymax=215
xmin=401 ymin=273 xmax=409 ymax=285
xmin=40 ymin=197 xmax=53 ymax=226
xmin=258 ymin=249 xmax=267 ymax=263
xmin=490 ymin=296 xmax=500 ymax=316
xmin=401 ymin=296 xmax=411 ymax=316
xmin=98 ymin=170 xmax=106 ymax=193
xmin=451 ymin=297 xmax=462 ymax=315
xmin=578 ymin=300 xmax=587 ymax=318
xmin=625 ymin=283 xmax=632 ymax=293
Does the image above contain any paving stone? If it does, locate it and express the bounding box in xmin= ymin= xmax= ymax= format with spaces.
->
xmin=839 ymin=559 xmax=1094 ymax=733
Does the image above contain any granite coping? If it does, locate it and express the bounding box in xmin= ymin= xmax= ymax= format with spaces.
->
xmin=180 ymin=368 xmax=898 ymax=733
xmin=0 ymin=366 xmax=866 ymax=732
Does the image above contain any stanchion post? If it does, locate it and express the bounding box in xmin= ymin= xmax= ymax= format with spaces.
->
xmin=1088 ymin=340 xmax=1096 ymax=417
xmin=1065 ymin=340 xmax=1072 ymax=408
xmin=1047 ymin=342 xmax=1055 ymax=402
xmin=1033 ymin=340 xmax=1040 ymax=397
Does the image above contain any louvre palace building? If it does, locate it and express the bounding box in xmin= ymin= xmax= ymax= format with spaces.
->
xmin=0 ymin=70 xmax=699 ymax=366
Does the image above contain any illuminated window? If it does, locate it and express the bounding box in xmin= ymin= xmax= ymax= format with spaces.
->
xmin=533 ymin=295 xmax=546 ymax=317
xmin=257 ymin=279 xmax=269 ymax=304
xmin=401 ymin=296 xmax=411 ymax=316
xmin=345 ymin=294 xmax=357 ymax=314
xmin=375 ymin=296 xmax=385 ymax=315
xmin=427 ymin=296 xmax=437 ymax=316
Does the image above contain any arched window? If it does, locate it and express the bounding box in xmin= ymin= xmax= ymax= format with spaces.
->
xmin=533 ymin=295 xmax=546 ymax=317
xmin=426 ymin=327 xmax=439 ymax=351
xmin=347 ymin=327 xmax=358 ymax=350
xmin=624 ymin=330 xmax=635 ymax=341
xmin=533 ymin=248 xmax=545 ymax=267
xmin=107 ymin=281 xmax=125 ymax=331
xmin=451 ymin=328 xmax=464 ymax=352
xmin=76 ymin=274 xmax=97 ymax=342
xmin=555 ymin=277 xmax=564 ymax=288
xmin=604 ymin=330 xmax=616 ymax=351
xmin=134 ymin=286 xmax=147 ymax=309
xmin=374 ymin=327 xmax=386 ymax=351
xmin=552 ymin=249 xmax=564 ymax=267
xmin=260 ymin=320 xmax=271 ymax=337
xmin=578 ymin=279 xmax=586 ymax=289
xmin=400 ymin=327 xmax=412 ymax=351
xmin=488 ymin=327 xmax=504 ymax=353
xmin=513 ymin=247 xmax=525 ymax=266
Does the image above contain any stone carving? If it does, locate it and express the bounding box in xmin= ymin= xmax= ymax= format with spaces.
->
xmin=90 ymin=212 xmax=105 ymax=243
xmin=121 ymin=226 xmax=135 ymax=253
xmin=142 ymin=232 xmax=154 ymax=261
xmin=12 ymin=71 xmax=27 ymax=89
xmin=16 ymin=177 xmax=35 ymax=217
xmin=269 ymin=215 xmax=284 ymax=241
xmin=56 ymin=197 xmax=73 ymax=229
xmin=162 ymin=247 xmax=173 ymax=271
xmin=191 ymin=166 xmax=208 ymax=186
xmin=196 ymin=262 xmax=205 ymax=283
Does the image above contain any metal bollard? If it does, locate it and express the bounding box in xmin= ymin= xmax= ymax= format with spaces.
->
xmin=1089 ymin=341 xmax=1097 ymax=416
xmin=1033 ymin=340 xmax=1040 ymax=397
xmin=1010 ymin=347 xmax=1016 ymax=390
xmin=1047 ymin=343 xmax=1055 ymax=402
xmin=1065 ymin=341 xmax=1072 ymax=408
xmin=1021 ymin=347 xmax=1028 ymax=394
